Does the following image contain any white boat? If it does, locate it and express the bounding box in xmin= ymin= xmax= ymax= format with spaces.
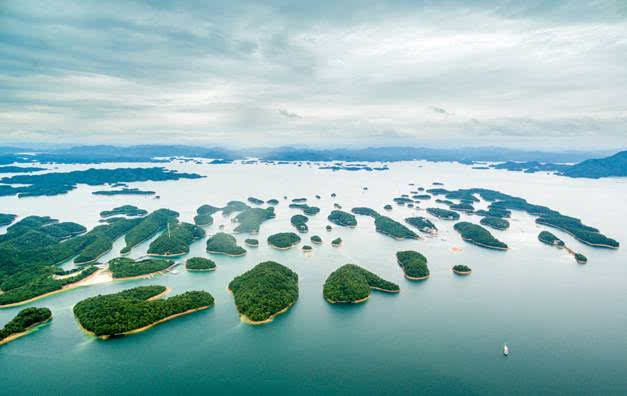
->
xmin=503 ymin=343 xmax=509 ymax=356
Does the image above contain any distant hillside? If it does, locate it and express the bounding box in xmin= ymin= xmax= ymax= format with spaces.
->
xmin=561 ymin=150 xmax=627 ymax=178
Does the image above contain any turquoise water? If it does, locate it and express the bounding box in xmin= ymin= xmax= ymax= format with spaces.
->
xmin=1 ymin=161 xmax=626 ymax=395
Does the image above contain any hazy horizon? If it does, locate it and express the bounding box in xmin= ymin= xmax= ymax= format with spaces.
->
xmin=2 ymin=1 xmax=626 ymax=149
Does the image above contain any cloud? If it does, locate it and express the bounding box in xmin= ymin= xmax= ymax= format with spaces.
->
xmin=0 ymin=0 xmax=625 ymax=149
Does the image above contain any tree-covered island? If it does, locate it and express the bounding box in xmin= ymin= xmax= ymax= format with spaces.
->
xmin=480 ymin=217 xmax=510 ymax=230
xmin=267 ymin=232 xmax=301 ymax=249
xmin=453 ymin=222 xmax=508 ymax=250
xmin=289 ymin=203 xmax=320 ymax=215
xmin=327 ymin=210 xmax=357 ymax=227
xmin=331 ymin=237 xmax=342 ymax=247
xmin=396 ymin=251 xmax=430 ymax=280
xmin=206 ymin=233 xmax=247 ymax=256
xmin=100 ymin=205 xmax=148 ymax=218
xmin=228 ymin=261 xmax=298 ymax=324
xmin=147 ymin=222 xmax=205 ymax=257
xmin=185 ymin=257 xmax=216 ymax=271
xmin=245 ymin=238 xmax=259 ymax=247
xmin=233 ymin=207 xmax=275 ymax=233
xmin=452 ymin=265 xmax=472 ymax=275
xmin=323 ymin=264 xmax=399 ymax=304
xmin=73 ymin=285 xmax=214 ymax=338
xmin=310 ymin=235 xmax=322 ymax=244
xmin=426 ymin=207 xmax=460 ymax=220
xmin=0 ymin=307 xmax=52 ymax=345
xmin=405 ymin=217 xmax=438 ymax=234
xmin=290 ymin=214 xmax=309 ymax=233
xmin=538 ymin=231 xmax=565 ymax=247
xmin=109 ymin=257 xmax=174 ymax=279
xmin=121 ymin=209 xmax=179 ymax=255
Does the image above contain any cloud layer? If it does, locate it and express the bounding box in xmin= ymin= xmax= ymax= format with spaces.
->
xmin=1 ymin=0 xmax=625 ymax=148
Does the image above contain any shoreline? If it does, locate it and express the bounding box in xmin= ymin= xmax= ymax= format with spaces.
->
xmin=536 ymin=222 xmax=619 ymax=249
xmin=269 ymin=243 xmax=298 ymax=250
xmin=461 ymin=236 xmax=508 ymax=251
xmin=111 ymin=262 xmax=179 ymax=281
xmin=80 ymin=305 xmax=211 ymax=340
xmin=0 ymin=317 xmax=52 ymax=346
xmin=404 ymin=273 xmax=430 ymax=280
xmin=453 ymin=269 xmax=472 ymax=276
xmin=239 ymin=303 xmax=294 ymax=325
xmin=74 ymin=247 xmax=112 ymax=265
xmin=326 ymin=295 xmax=370 ymax=304
xmin=146 ymin=251 xmax=187 ymax=258
xmin=147 ymin=286 xmax=172 ymax=300
xmin=0 ymin=268 xmax=106 ymax=309
xmin=206 ymin=249 xmax=246 ymax=257
xmin=187 ymin=267 xmax=216 ymax=272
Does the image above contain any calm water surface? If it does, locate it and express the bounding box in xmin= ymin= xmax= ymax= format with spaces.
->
xmin=1 ymin=161 xmax=626 ymax=395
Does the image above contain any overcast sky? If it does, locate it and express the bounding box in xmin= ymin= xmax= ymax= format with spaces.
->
xmin=1 ymin=0 xmax=625 ymax=149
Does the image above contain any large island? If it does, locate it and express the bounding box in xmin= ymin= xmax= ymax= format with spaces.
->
xmin=453 ymin=222 xmax=508 ymax=250
xmin=73 ymin=285 xmax=214 ymax=338
xmin=396 ymin=251 xmax=430 ymax=280
xmin=323 ymin=264 xmax=399 ymax=304
xmin=228 ymin=261 xmax=298 ymax=324
xmin=0 ymin=307 xmax=52 ymax=345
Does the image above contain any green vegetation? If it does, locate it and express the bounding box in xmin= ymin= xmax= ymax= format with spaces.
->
xmin=326 ymin=225 xmax=332 ymax=231
xmin=109 ymin=257 xmax=173 ymax=278
xmin=375 ymin=216 xmax=418 ymax=240
xmin=310 ymin=235 xmax=322 ymax=244
xmin=453 ymin=222 xmax=508 ymax=250
xmin=267 ymin=199 xmax=279 ymax=205
xmin=147 ymin=222 xmax=205 ymax=256
xmin=267 ymin=232 xmax=301 ymax=249
xmin=452 ymin=265 xmax=472 ymax=274
xmin=292 ymin=198 xmax=307 ymax=203
xmin=245 ymin=238 xmax=259 ymax=247
xmin=196 ymin=204 xmax=221 ymax=216
xmin=228 ymin=261 xmax=298 ymax=323
xmin=247 ymin=197 xmax=264 ymax=205
xmin=405 ymin=217 xmax=437 ymax=234
xmin=536 ymin=214 xmax=619 ymax=248
xmin=412 ymin=194 xmax=431 ymax=200
xmin=538 ymin=231 xmax=565 ymax=246
xmin=351 ymin=207 xmax=380 ymax=217
xmin=0 ymin=266 xmax=98 ymax=306
xmin=327 ymin=210 xmax=357 ymax=227
xmin=100 ymin=205 xmax=147 ymax=218
xmin=206 ymin=233 xmax=247 ymax=256
xmin=222 ymin=201 xmax=250 ymax=215
xmin=0 ymin=213 xmax=17 ymax=226
xmin=0 ymin=167 xmax=202 ymax=198
xmin=384 ymin=204 xmax=393 ymax=210
xmin=0 ymin=166 xmax=46 ymax=174
xmin=426 ymin=207 xmax=460 ymax=220
xmin=480 ymin=217 xmax=510 ymax=230
xmin=193 ymin=213 xmax=214 ymax=226
xmin=331 ymin=237 xmax=342 ymax=247
xmin=233 ymin=207 xmax=275 ymax=233
xmin=290 ymin=214 xmax=309 ymax=233
xmin=289 ymin=203 xmax=320 ymax=215
xmin=74 ymin=217 xmax=142 ymax=264
xmin=323 ymin=264 xmax=399 ymax=303
xmin=575 ymin=253 xmax=588 ymax=264
xmin=396 ymin=251 xmax=429 ymax=279
xmin=449 ymin=203 xmax=475 ymax=212
xmin=475 ymin=208 xmax=511 ymax=218
xmin=121 ymin=209 xmax=179 ymax=254
xmin=186 ymin=257 xmax=216 ymax=271
xmin=73 ymin=285 xmax=214 ymax=337
xmin=302 ymin=245 xmax=313 ymax=251
xmin=0 ymin=307 xmax=51 ymax=343
xmin=93 ymin=188 xmax=155 ymax=196
xmin=393 ymin=197 xmax=413 ymax=205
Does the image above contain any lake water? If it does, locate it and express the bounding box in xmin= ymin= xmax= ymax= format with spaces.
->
xmin=1 ymin=160 xmax=626 ymax=395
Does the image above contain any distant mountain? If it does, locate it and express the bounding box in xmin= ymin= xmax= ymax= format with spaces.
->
xmin=260 ymin=146 xmax=603 ymax=163
xmin=561 ymin=150 xmax=627 ymax=178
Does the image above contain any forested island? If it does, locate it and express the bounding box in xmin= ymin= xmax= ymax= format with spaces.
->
xmin=100 ymin=205 xmax=147 ymax=218
xmin=331 ymin=237 xmax=342 ymax=247
xmin=93 ymin=188 xmax=155 ymax=196
xmin=121 ymin=209 xmax=179 ymax=254
xmin=245 ymin=238 xmax=259 ymax=247
xmin=327 ymin=210 xmax=357 ymax=227
xmin=302 ymin=245 xmax=313 ymax=251
xmin=147 ymin=222 xmax=205 ymax=257
xmin=73 ymin=285 xmax=214 ymax=338
xmin=396 ymin=251 xmax=430 ymax=280
xmin=290 ymin=214 xmax=309 ymax=233
xmin=0 ymin=307 xmax=52 ymax=345
xmin=310 ymin=235 xmax=322 ymax=244
xmin=109 ymin=257 xmax=174 ymax=279
xmin=480 ymin=217 xmax=510 ymax=230
xmin=247 ymin=197 xmax=264 ymax=205
xmin=405 ymin=217 xmax=437 ymax=234
xmin=538 ymin=231 xmax=565 ymax=247
xmin=289 ymin=203 xmax=320 ymax=215
xmin=426 ymin=208 xmax=460 ymax=220
xmin=351 ymin=207 xmax=418 ymax=239
xmin=426 ymin=187 xmax=619 ymax=248
xmin=267 ymin=232 xmax=301 ymax=249
xmin=233 ymin=207 xmax=275 ymax=233
xmin=185 ymin=257 xmax=216 ymax=271
xmin=323 ymin=264 xmax=399 ymax=304
xmin=0 ymin=167 xmax=202 ymax=198
xmin=206 ymin=233 xmax=247 ymax=256
xmin=228 ymin=261 xmax=298 ymax=324
xmin=575 ymin=253 xmax=588 ymax=264
xmin=267 ymin=198 xmax=279 ymax=205
xmin=452 ymin=265 xmax=472 ymax=275
xmin=0 ymin=165 xmax=47 ymax=174
xmin=453 ymin=222 xmax=508 ymax=250
xmin=384 ymin=204 xmax=393 ymax=210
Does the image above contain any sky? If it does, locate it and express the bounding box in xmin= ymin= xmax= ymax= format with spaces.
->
xmin=1 ymin=0 xmax=626 ymax=149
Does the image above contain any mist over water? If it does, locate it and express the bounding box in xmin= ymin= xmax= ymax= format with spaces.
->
xmin=1 ymin=161 xmax=626 ymax=395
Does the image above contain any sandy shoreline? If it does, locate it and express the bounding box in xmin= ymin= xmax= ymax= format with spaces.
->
xmin=0 ymin=268 xmax=106 ymax=309
xmin=207 ymin=250 xmax=247 ymax=257
xmin=79 ymin=305 xmax=211 ymax=340
xmin=461 ymin=237 xmax=508 ymax=250
xmin=326 ymin=295 xmax=370 ymax=304
xmin=269 ymin=243 xmax=298 ymax=250
xmin=0 ymin=317 xmax=52 ymax=346
xmin=453 ymin=270 xmax=472 ymax=276
xmin=405 ymin=273 xmax=430 ymax=280
xmin=111 ymin=262 xmax=179 ymax=281
xmin=239 ymin=304 xmax=294 ymax=325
